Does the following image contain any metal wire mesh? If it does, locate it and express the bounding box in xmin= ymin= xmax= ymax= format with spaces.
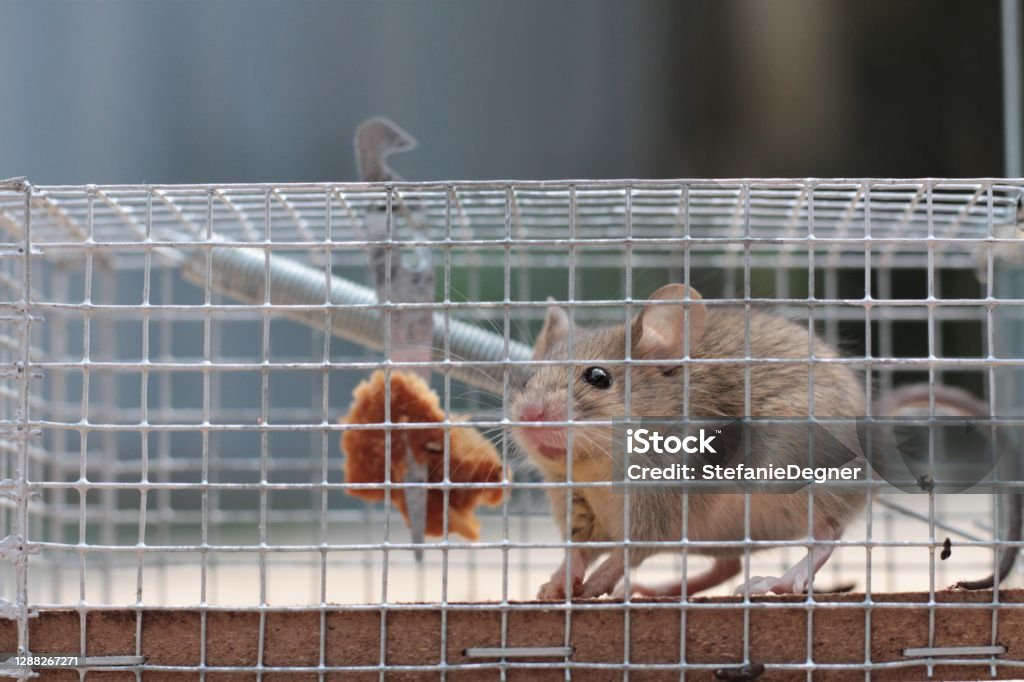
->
xmin=0 ymin=178 xmax=1022 ymax=677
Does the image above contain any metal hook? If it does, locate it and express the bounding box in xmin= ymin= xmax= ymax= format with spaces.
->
xmin=354 ymin=117 xmax=418 ymax=183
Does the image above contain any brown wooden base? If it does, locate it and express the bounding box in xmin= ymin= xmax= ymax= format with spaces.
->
xmin=4 ymin=590 xmax=1024 ymax=680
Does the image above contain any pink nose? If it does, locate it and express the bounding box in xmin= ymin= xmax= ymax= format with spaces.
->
xmin=519 ymin=403 xmax=547 ymax=422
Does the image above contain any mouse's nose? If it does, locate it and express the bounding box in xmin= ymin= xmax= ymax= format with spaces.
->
xmin=518 ymin=403 xmax=547 ymax=422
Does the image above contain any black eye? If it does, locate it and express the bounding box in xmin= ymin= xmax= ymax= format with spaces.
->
xmin=582 ymin=366 xmax=612 ymax=389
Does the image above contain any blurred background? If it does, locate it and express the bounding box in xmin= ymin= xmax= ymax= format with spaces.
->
xmin=0 ymin=0 xmax=1008 ymax=184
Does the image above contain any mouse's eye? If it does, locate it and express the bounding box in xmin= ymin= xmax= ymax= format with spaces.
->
xmin=582 ymin=366 xmax=613 ymax=389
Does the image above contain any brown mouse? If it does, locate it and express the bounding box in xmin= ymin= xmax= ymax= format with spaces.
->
xmin=509 ymin=284 xmax=868 ymax=599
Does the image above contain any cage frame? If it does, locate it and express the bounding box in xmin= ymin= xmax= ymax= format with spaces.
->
xmin=0 ymin=175 xmax=1019 ymax=679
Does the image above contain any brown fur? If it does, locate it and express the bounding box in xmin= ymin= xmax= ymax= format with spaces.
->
xmin=511 ymin=289 xmax=867 ymax=579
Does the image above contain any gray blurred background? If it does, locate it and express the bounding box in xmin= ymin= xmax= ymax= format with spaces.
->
xmin=0 ymin=0 xmax=1006 ymax=184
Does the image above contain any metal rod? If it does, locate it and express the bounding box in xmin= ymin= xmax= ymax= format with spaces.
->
xmin=902 ymin=646 xmax=1006 ymax=658
xmin=1004 ymin=0 xmax=1023 ymax=177
xmin=463 ymin=647 xmax=574 ymax=659
xmin=180 ymin=245 xmax=531 ymax=393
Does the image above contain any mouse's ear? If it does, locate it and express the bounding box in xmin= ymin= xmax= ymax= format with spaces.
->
xmin=533 ymin=300 xmax=569 ymax=360
xmin=632 ymin=284 xmax=706 ymax=360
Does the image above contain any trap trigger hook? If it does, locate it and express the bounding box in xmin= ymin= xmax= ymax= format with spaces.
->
xmin=359 ymin=117 xmax=433 ymax=562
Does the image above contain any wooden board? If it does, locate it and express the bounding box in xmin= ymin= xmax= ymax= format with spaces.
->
xmin=3 ymin=590 xmax=1024 ymax=680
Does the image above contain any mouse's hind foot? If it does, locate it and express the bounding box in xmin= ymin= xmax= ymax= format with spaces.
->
xmin=733 ymin=529 xmax=840 ymax=596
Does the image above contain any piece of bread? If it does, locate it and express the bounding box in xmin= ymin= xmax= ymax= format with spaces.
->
xmin=340 ymin=370 xmax=505 ymax=541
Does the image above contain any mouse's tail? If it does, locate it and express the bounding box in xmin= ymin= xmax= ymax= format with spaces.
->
xmin=874 ymin=383 xmax=1020 ymax=590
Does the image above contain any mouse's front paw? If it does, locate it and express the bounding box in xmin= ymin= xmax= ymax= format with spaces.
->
xmin=537 ymin=568 xmax=585 ymax=600
xmin=536 ymin=577 xmax=579 ymax=600
xmin=536 ymin=551 xmax=590 ymax=600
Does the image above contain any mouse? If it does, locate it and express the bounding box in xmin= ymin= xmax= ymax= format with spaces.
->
xmin=509 ymin=283 xmax=869 ymax=599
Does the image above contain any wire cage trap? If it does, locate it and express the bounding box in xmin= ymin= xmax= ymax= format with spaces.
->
xmin=0 ymin=177 xmax=1022 ymax=678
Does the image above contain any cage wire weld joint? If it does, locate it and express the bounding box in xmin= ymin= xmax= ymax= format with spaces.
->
xmin=0 ymin=535 xmax=39 ymax=570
